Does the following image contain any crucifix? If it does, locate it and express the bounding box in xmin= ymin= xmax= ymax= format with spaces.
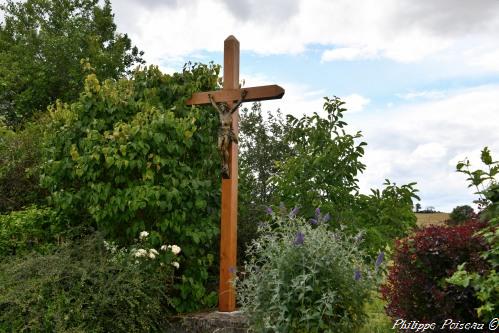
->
xmin=186 ymin=35 xmax=285 ymax=312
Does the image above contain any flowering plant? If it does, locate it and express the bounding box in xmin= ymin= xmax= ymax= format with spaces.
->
xmin=237 ymin=206 xmax=380 ymax=333
xmin=104 ymin=230 xmax=182 ymax=273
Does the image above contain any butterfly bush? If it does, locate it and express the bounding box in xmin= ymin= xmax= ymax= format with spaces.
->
xmin=237 ymin=207 xmax=381 ymax=333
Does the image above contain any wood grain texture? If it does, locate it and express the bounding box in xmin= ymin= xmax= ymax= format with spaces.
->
xmin=186 ymin=85 xmax=285 ymax=105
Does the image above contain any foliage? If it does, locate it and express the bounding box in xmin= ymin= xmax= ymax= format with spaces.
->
xmin=271 ymin=97 xmax=367 ymax=221
xmin=448 ymin=205 xmax=476 ymax=225
xmin=238 ymin=100 xmax=419 ymax=260
xmin=352 ymin=180 xmax=419 ymax=256
xmin=447 ymin=147 xmax=498 ymax=321
xmin=40 ymin=64 xmax=222 ymax=312
xmin=0 ymin=0 xmax=144 ymax=127
xmin=0 ymin=205 xmax=64 ymax=257
xmin=0 ymin=117 xmax=48 ymax=213
xmin=238 ymin=206 xmax=380 ymax=333
xmin=0 ymin=232 xmax=173 ymax=332
xmin=238 ymin=103 xmax=292 ymax=263
xmin=381 ymin=221 xmax=490 ymax=325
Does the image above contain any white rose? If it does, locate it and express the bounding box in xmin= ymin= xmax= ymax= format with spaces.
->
xmin=139 ymin=231 xmax=149 ymax=240
xmin=160 ymin=245 xmax=168 ymax=251
xmin=172 ymin=261 xmax=180 ymax=269
xmin=149 ymin=249 xmax=159 ymax=256
xmin=171 ymin=245 xmax=181 ymax=255
xmin=148 ymin=252 xmax=156 ymax=259
xmin=134 ymin=249 xmax=147 ymax=257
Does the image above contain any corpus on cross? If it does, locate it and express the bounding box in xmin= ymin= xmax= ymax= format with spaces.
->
xmin=186 ymin=35 xmax=285 ymax=312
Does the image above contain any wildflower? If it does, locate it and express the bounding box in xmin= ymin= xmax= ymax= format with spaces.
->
xmin=289 ymin=207 xmax=299 ymax=218
xmin=171 ymin=245 xmax=181 ymax=255
xmin=134 ymin=249 xmax=147 ymax=258
xmin=309 ymin=218 xmax=318 ymax=225
xmin=172 ymin=261 xmax=180 ymax=269
xmin=148 ymin=251 xmax=156 ymax=259
xmin=375 ymin=251 xmax=385 ymax=271
xmin=149 ymin=249 xmax=159 ymax=256
xmin=139 ymin=231 xmax=149 ymax=240
xmin=293 ymin=231 xmax=305 ymax=246
xmin=315 ymin=207 xmax=321 ymax=217
xmin=160 ymin=245 xmax=168 ymax=251
xmin=265 ymin=207 xmax=273 ymax=215
xmin=353 ymin=268 xmax=361 ymax=281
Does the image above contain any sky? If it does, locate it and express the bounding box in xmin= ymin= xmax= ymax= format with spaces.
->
xmin=3 ymin=0 xmax=499 ymax=212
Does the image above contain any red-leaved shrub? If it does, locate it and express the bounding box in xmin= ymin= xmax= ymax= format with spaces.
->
xmin=381 ymin=221 xmax=490 ymax=327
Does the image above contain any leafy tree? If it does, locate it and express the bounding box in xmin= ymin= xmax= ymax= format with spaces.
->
xmin=238 ymin=98 xmax=419 ymax=258
xmin=41 ymin=63 xmax=221 ymax=312
xmin=271 ymin=97 xmax=367 ymax=221
xmin=0 ymin=117 xmax=48 ymax=213
xmin=238 ymin=103 xmax=292 ymax=262
xmin=0 ymin=0 xmax=144 ymax=127
xmin=353 ymin=180 xmax=419 ymax=256
xmin=449 ymin=205 xmax=475 ymax=225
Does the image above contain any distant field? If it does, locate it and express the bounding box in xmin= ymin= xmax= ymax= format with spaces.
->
xmin=415 ymin=213 xmax=449 ymax=227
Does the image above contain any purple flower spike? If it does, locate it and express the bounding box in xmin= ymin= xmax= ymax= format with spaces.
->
xmin=353 ymin=268 xmax=361 ymax=281
xmin=228 ymin=266 xmax=237 ymax=274
xmin=266 ymin=207 xmax=273 ymax=215
xmin=315 ymin=207 xmax=321 ymax=217
xmin=375 ymin=251 xmax=385 ymax=270
xmin=293 ymin=231 xmax=305 ymax=246
xmin=289 ymin=207 xmax=299 ymax=218
xmin=309 ymin=218 xmax=318 ymax=225
xmin=323 ymin=213 xmax=331 ymax=222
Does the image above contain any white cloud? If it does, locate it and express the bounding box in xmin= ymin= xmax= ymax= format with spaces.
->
xmin=397 ymin=90 xmax=447 ymax=100
xmin=342 ymin=94 xmax=370 ymax=113
xmin=353 ymin=85 xmax=499 ymax=211
xmin=111 ymin=0 xmax=499 ymax=70
xmin=321 ymin=47 xmax=378 ymax=62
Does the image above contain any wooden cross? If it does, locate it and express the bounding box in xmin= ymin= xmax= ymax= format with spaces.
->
xmin=186 ymin=35 xmax=285 ymax=312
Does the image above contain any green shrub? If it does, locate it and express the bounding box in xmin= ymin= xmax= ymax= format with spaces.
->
xmin=0 ymin=232 xmax=174 ymax=332
xmin=237 ymin=207 xmax=380 ymax=333
xmin=449 ymin=205 xmax=476 ymax=225
xmin=0 ymin=205 xmax=63 ymax=256
xmin=40 ymin=64 xmax=221 ymax=312
xmin=447 ymin=147 xmax=498 ymax=321
xmin=0 ymin=119 xmax=48 ymax=213
xmin=238 ymin=102 xmax=419 ymax=262
xmin=352 ymin=180 xmax=419 ymax=257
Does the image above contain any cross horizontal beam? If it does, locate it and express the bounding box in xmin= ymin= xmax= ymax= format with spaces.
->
xmin=186 ymin=84 xmax=285 ymax=105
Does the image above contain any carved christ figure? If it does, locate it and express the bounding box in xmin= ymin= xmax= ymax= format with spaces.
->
xmin=208 ymin=90 xmax=247 ymax=178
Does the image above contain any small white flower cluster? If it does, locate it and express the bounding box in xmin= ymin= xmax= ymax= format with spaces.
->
xmin=139 ymin=231 xmax=149 ymax=240
xmin=103 ymin=240 xmax=118 ymax=254
xmin=160 ymin=243 xmax=181 ymax=268
xmin=160 ymin=244 xmax=181 ymax=255
xmin=133 ymin=231 xmax=182 ymax=269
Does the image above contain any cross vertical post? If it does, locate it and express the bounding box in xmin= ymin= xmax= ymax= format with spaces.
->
xmin=185 ymin=35 xmax=284 ymax=313
xmin=219 ymin=35 xmax=239 ymax=312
